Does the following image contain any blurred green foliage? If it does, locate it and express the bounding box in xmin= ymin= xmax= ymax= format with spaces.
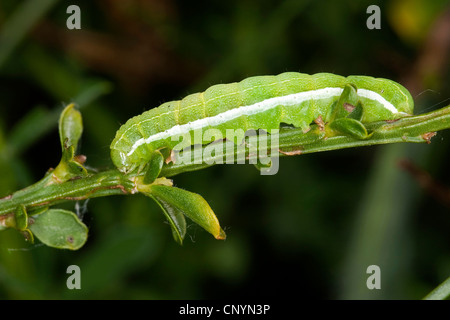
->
xmin=0 ymin=0 xmax=449 ymax=299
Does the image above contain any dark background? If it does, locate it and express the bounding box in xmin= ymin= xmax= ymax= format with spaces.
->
xmin=0 ymin=0 xmax=449 ymax=299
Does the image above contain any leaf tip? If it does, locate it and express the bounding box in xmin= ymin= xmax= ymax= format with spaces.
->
xmin=215 ymin=228 xmax=227 ymax=240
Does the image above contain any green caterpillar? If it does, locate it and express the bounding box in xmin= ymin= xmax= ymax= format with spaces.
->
xmin=110 ymin=72 xmax=414 ymax=178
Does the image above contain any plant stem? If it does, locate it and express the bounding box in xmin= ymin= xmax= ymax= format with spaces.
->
xmin=0 ymin=105 xmax=449 ymax=217
xmin=0 ymin=169 xmax=135 ymax=217
xmin=161 ymin=105 xmax=450 ymax=177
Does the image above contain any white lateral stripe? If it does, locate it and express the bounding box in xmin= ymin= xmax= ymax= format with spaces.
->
xmin=126 ymin=87 xmax=398 ymax=156
xmin=357 ymin=89 xmax=398 ymax=113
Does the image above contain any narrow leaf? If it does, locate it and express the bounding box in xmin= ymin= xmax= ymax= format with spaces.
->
xmin=143 ymin=192 xmax=187 ymax=244
xmin=329 ymin=118 xmax=369 ymax=140
xmin=148 ymin=185 xmax=226 ymax=241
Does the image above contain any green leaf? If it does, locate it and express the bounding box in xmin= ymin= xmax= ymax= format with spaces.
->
xmin=146 ymin=185 xmax=226 ymax=241
xmin=143 ymin=151 xmax=164 ymax=184
xmin=52 ymin=104 xmax=87 ymax=182
xmin=59 ymin=103 xmax=83 ymax=152
xmin=328 ymin=84 xmax=358 ymax=121
xmin=329 ymin=118 xmax=369 ymax=140
xmin=29 ymin=209 xmax=88 ymax=250
xmin=143 ymin=191 xmax=187 ymax=244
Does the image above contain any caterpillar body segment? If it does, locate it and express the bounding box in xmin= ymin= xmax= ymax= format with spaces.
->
xmin=111 ymin=72 xmax=414 ymax=174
